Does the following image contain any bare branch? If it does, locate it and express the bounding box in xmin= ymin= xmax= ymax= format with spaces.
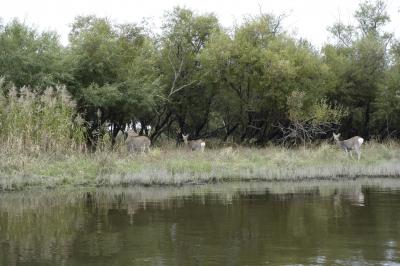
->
xmin=166 ymin=42 xmax=196 ymax=97
xmin=274 ymin=120 xmax=340 ymax=146
xmin=169 ymin=80 xmax=197 ymax=97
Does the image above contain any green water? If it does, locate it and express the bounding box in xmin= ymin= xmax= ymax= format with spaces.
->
xmin=0 ymin=179 xmax=400 ymax=265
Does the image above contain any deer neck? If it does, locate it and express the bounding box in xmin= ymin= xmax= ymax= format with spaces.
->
xmin=334 ymin=138 xmax=345 ymax=147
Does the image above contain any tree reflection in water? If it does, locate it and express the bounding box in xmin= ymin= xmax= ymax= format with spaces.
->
xmin=0 ymin=178 xmax=399 ymax=265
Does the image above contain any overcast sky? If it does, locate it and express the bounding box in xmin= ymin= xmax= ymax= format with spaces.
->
xmin=1 ymin=0 xmax=399 ymax=48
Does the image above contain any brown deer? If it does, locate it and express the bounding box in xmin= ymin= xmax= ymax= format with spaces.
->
xmin=125 ymin=129 xmax=151 ymax=153
xmin=182 ymin=134 xmax=205 ymax=152
xmin=333 ymin=133 xmax=364 ymax=160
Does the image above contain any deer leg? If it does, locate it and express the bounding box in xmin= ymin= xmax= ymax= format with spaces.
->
xmin=355 ymin=148 xmax=361 ymax=161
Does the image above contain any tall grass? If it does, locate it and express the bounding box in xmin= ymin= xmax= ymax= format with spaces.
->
xmin=1 ymin=140 xmax=399 ymax=191
xmin=0 ymin=85 xmax=86 ymax=154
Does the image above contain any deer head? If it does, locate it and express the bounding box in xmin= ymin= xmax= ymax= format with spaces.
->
xmin=333 ymin=133 xmax=340 ymax=141
xmin=182 ymin=134 xmax=189 ymax=143
xmin=127 ymin=129 xmax=139 ymax=137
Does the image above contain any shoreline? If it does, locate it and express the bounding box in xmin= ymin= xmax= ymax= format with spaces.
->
xmin=1 ymin=142 xmax=399 ymax=191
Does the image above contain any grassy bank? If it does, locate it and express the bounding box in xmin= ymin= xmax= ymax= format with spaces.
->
xmin=0 ymin=141 xmax=399 ymax=191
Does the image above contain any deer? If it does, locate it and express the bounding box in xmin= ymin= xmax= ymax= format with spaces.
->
xmin=333 ymin=133 xmax=364 ymax=160
xmin=113 ymin=130 xmax=125 ymax=152
xmin=125 ymin=129 xmax=151 ymax=153
xmin=182 ymin=134 xmax=206 ymax=152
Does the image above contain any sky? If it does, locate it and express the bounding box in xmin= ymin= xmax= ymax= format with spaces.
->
xmin=1 ymin=0 xmax=399 ymax=48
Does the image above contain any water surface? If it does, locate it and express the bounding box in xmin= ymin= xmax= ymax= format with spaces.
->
xmin=1 ymin=178 xmax=400 ymax=265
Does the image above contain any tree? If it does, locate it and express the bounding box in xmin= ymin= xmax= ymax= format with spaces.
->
xmin=66 ymin=16 xmax=160 ymax=138
xmin=200 ymin=13 xmax=331 ymax=144
xmin=372 ymin=41 xmax=400 ymax=138
xmin=325 ymin=0 xmax=392 ymax=138
xmin=0 ymin=19 xmax=66 ymax=88
xmin=156 ymin=7 xmax=221 ymax=140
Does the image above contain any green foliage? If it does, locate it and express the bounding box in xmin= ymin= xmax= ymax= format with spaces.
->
xmin=199 ymin=13 xmax=332 ymax=142
xmin=287 ymin=90 xmax=348 ymax=125
xmin=280 ymin=90 xmax=348 ymax=146
xmin=67 ymin=16 xmax=160 ymax=126
xmin=157 ymin=7 xmax=221 ymax=136
xmin=372 ymin=66 xmax=400 ymax=138
xmin=354 ymin=0 xmax=390 ymax=37
xmin=0 ymin=19 xmax=66 ymax=88
xmin=324 ymin=0 xmax=393 ymax=137
xmin=0 ymin=0 xmax=399 ymax=144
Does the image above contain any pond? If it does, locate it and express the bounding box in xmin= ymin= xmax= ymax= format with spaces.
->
xmin=0 ymin=178 xmax=400 ymax=265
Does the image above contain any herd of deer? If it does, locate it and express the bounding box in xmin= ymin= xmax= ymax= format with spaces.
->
xmin=121 ymin=129 xmax=364 ymax=160
xmin=121 ymin=130 xmax=206 ymax=153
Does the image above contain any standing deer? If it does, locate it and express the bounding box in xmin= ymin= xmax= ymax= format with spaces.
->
xmin=182 ymin=134 xmax=205 ymax=152
xmin=333 ymin=133 xmax=364 ymax=160
xmin=125 ymin=129 xmax=151 ymax=153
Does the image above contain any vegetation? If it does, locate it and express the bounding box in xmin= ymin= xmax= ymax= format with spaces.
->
xmin=0 ymin=141 xmax=399 ymax=191
xmin=0 ymin=0 xmax=399 ymax=145
xmin=0 ymin=81 xmax=86 ymax=154
xmin=0 ymin=1 xmax=399 ymax=190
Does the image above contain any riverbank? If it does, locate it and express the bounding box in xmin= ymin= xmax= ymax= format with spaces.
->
xmin=0 ymin=142 xmax=399 ymax=191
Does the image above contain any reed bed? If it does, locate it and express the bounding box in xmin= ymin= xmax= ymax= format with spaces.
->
xmin=0 ymin=85 xmax=86 ymax=155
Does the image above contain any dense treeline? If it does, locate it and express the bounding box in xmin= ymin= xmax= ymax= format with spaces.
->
xmin=0 ymin=0 xmax=399 ymax=146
